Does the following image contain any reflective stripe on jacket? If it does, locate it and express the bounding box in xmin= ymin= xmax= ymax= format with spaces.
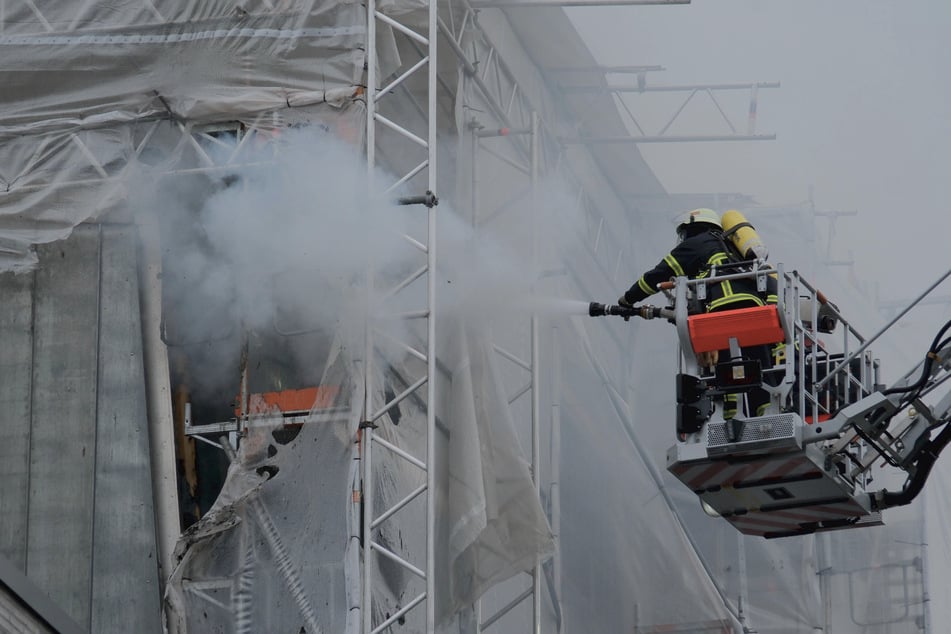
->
xmin=623 ymin=231 xmax=767 ymax=311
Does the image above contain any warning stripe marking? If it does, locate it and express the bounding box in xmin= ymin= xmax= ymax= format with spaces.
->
xmin=763 ymin=456 xmax=814 ymax=480
xmin=687 ymin=462 xmax=732 ymax=490
xmin=683 ymin=458 xmax=773 ymax=490
xmin=726 ymin=462 xmax=772 ymax=485
xmin=681 ymin=453 xmax=821 ymax=491
xmin=706 ymin=461 xmax=754 ymax=488
xmin=669 ymin=463 xmax=692 ymax=477
xmin=669 ymin=454 xmax=821 ymax=493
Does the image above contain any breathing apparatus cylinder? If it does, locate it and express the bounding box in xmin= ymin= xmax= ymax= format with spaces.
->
xmin=721 ymin=209 xmax=768 ymax=260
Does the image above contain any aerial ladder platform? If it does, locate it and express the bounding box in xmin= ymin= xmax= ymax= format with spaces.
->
xmin=592 ymin=264 xmax=951 ymax=538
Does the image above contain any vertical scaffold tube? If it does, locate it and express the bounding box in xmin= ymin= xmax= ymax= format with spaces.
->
xmin=530 ymin=111 xmax=542 ymax=634
xmin=425 ymin=0 xmax=438 ymax=625
xmin=136 ymin=213 xmax=181 ymax=626
xmin=551 ymin=325 xmax=562 ymax=632
xmin=362 ymin=0 xmax=377 ymax=629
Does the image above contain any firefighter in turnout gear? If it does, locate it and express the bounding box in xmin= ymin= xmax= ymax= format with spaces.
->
xmin=618 ymin=208 xmax=774 ymax=419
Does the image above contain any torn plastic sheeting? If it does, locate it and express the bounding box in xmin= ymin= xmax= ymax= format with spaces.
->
xmin=164 ymin=461 xmax=268 ymax=634
xmin=441 ymin=321 xmax=554 ymax=622
xmin=164 ymin=325 xmax=360 ymax=632
xmin=165 ymin=393 xmax=357 ymax=633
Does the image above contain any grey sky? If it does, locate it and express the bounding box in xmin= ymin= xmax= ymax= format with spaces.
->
xmin=567 ymin=0 xmax=951 ymax=307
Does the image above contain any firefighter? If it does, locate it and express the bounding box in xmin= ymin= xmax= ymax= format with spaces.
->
xmin=618 ymin=208 xmax=772 ymax=419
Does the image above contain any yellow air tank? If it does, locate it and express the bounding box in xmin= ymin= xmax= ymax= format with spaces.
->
xmin=721 ymin=209 xmax=768 ymax=260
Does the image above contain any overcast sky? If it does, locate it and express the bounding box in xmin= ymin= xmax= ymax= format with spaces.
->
xmin=567 ymin=0 xmax=950 ymax=310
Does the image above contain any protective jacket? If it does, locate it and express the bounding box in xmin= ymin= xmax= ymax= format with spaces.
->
xmin=623 ymin=230 xmax=772 ymax=310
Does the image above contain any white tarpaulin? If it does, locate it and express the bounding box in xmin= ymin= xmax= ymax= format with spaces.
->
xmin=444 ymin=322 xmax=554 ymax=618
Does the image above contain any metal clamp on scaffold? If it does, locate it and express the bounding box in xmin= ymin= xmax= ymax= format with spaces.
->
xmin=396 ymin=190 xmax=438 ymax=208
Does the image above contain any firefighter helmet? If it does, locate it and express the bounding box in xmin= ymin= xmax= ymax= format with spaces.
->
xmin=675 ymin=208 xmax=722 ymax=239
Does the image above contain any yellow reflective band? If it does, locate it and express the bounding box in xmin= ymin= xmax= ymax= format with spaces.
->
xmin=738 ymin=293 xmax=766 ymax=306
xmin=664 ymin=254 xmax=685 ymax=277
xmin=637 ymin=276 xmax=653 ymax=295
xmin=706 ymin=294 xmax=765 ymax=311
xmin=756 ymin=403 xmax=770 ymax=416
xmin=766 ymin=294 xmax=778 ymax=304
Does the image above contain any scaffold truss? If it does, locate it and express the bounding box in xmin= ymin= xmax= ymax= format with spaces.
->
xmin=361 ymin=0 xmax=438 ymax=630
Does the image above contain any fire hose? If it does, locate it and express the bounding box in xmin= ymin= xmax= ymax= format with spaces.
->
xmin=588 ymin=302 xmax=674 ymax=321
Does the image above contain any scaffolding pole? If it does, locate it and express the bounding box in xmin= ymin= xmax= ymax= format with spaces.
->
xmin=530 ymin=110 xmax=542 ymax=634
xmin=362 ymin=0 xmax=437 ymax=628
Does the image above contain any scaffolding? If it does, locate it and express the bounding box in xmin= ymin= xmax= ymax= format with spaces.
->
xmin=359 ymin=1 xmax=661 ymax=628
xmin=361 ymin=0 xmax=438 ymax=628
xmin=357 ymin=0 xmax=771 ymax=625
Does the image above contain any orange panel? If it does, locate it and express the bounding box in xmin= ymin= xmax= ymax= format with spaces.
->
xmin=235 ymin=385 xmax=340 ymax=417
xmin=688 ymin=305 xmax=784 ymax=353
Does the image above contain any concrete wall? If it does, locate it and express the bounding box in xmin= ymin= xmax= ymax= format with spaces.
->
xmin=0 ymin=224 xmax=162 ymax=632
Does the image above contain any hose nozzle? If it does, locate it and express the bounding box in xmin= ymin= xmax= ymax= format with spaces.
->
xmin=589 ymin=302 xmax=672 ymax=321
xmin=589 ymin=302 xmax=635 ymax=319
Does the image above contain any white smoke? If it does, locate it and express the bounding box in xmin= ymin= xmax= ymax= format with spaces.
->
xmin=133 ymin=124 xmax=591 ymax=398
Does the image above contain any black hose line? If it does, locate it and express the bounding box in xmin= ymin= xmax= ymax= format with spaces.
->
xmin=878 ymin=420 xmax=951 ymax=509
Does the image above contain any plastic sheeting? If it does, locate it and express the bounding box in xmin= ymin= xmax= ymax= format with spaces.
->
xmin=560 ymin=316 xmax=740 ymax=632
xmin=0 ymin=0 xmax=379 ymax=270
xmin=166 ymin=341 xmax=358 ymax=634
xmin=443 ymin=322 xmax=554 ymax=617
xmin=0 ymin=1 xmax=365 ymax=136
